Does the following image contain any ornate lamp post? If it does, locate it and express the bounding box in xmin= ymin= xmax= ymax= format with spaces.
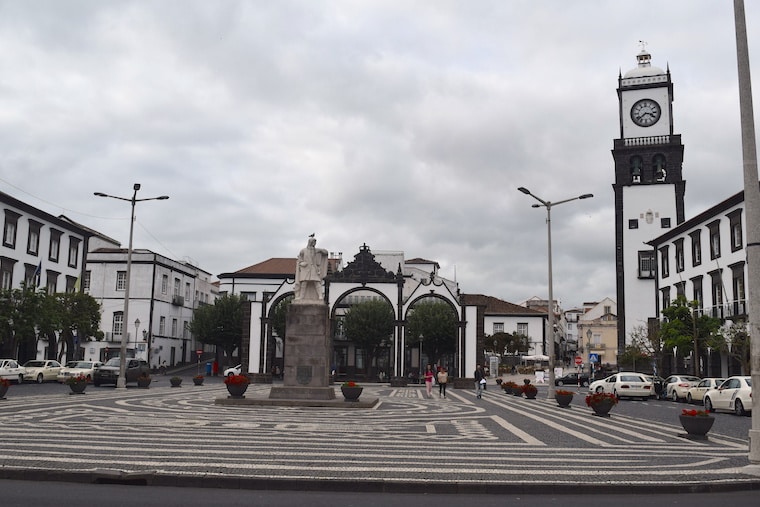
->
xmin=586 ymin=329 xmax=593 ymax=379
xmin=134 ymin=318 xmax=141 ymax=359
xmin=94 ymin=184 xmax=168 ymax=388
xmin=518 ymin=187 xmax=593 ymax=399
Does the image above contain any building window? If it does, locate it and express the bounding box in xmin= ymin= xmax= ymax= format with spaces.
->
xmin=603 ymin=305 xmax=611 ymax=315
xmin=67 ymin=237 xmax=80 ymax=268
xmin=113 ymin=312 xmax=124 ymax=336
xmin=45 ymin=270 xmax=58 ymax=294
xmin=161 ymin=274 xmax=168 ymax=294
xmin=674 ymin=238 xmax=684 ymax=272
xmin=517 ymin=323 xmax=528 ymax=337
xmin=689 ymin=230 xmax=702 ymax=267
xmin=65 ymin=275 xmax=77 ymax=293
xmin=709 ymin=270 xmax=723 ymax=318
xmin=27 ymin=220 xmax=42 ymax=255
xmin=653 ymin=154 xmax=667 ymax=181
xmin=661 ymin=287 xmax=671 ymax=310
xmin=116 ymin=271 xmax=127 ymax=291
xmin=185 ymin=282 xmax=191 ymax=301
xmin=675 ymin=281 xmax=686 ymax=298
xmin=691 ymin=276 xmax=703 ymax=309
xmin=727 ymin=209 xmax=743 ymax=252
xmin=24 ymin=263 xmax=37 ymax=287
xmin=707 ymin=220 xmax=721 ymax=259
xmin=638 ymin=251 xmax=655 ymax=279
xmin=0 ymin=257 xmax=15 ymax=290
xmin=659 ymin=246 xmax=670 ymax=278
xmin=3 ymin=210 xmax=20 ymax=248
xmin=171 ymin=318 xmax=178 ymax=337
xmin=730 ymin=262 xmax=746 ymax=316
xmin=630 ymin=156 xmax=642 ymax=183
xmin=661 ymin=217 xmax=671 ymax=228
xmin=628 ymin=219 xmax=639 ymax=229
xmin=173 ymin=278 xmax=180 ymax=296
xmin=83 ymin=271 xmax=91 ymax=291
xmin=49 ymin=229 xmax=61 ymax=262
xmin=159 ymin=316 xmax=166 ymax=335
xmin=493 ymin=323 xmax=504 ymax=334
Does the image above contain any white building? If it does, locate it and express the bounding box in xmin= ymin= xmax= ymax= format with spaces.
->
xmin=648 ymin=189 xmax=747 ymax=377
xmin=84 ymin=248 xmax=218 ymax=368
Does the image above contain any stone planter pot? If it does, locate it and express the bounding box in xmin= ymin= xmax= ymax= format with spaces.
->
xmin=522 ymin=389 xmax=538 ymax=399
xmin=170 ymin=377 xmax=182 ymax=387
xmin=192 ymin=377 xmax=204 ymax=386
xmin=589 ymin=400 xmax=615 ymax=417
xmin=679 ymin=415 xmax=715 ymax=439
xmin=68 ymin=382 xmax=87 ymax=395
xmin=137 ymin=377 xmax=152 ymax=389
xmin=341 ymin=386 xmax=363 ymax=402
xmin=226 ymin=382 xmax=248 ymax=399
xmin=555 ymin=392 xmax=573 ymax=408
xmin=0 ymin=384 xmax=9 ymax=399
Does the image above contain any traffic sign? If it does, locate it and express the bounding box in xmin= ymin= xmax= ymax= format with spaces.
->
xmin=574 ymin=356 xmax=583 ymax=366
xmin=589 ymin=353 xmax=599 ymax=364
xmin=195 ymin=349 xmax=203 ymax=358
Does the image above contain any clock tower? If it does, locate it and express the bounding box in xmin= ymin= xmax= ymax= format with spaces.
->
xmin=612 ymin=48 xmax=685 ymax=352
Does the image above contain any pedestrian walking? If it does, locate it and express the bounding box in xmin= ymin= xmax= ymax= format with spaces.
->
xmin=424 ymin=364 xmax=435 ymax=397
xmin=474 ymin=364 xmax=485 ymax=399
xmin=437 ymin=367 xmax=448 ymax=397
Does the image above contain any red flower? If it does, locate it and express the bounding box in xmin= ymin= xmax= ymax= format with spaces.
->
xmin=224 ymin=374 xmax=250 ymax=385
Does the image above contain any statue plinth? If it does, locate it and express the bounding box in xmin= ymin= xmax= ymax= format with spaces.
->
xmin=269 ymin=302 xmax=335 ymax=400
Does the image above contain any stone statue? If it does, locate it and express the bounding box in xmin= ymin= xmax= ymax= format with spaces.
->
xmin=293 ymin=235 xmax=329 ymax=302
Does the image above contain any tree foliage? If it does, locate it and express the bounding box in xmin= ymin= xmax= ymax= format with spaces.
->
xmin=343 ymin=299 xmax=395 ymax=376
xmin=406 ymin=299 xmax=457 ymax=365
xmin=188 ymin=294 xmax=243 ymax=364
xmin=271 ymin=296 xmax=292 ymax=340
xmin=660 ymin=296 xmax=720 ymax=375
xmin=489 ymin=331 xmax=529 ymax=355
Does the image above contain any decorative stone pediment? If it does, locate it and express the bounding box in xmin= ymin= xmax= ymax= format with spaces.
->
xmin=327 ymin=243 xmax=401 ymax=285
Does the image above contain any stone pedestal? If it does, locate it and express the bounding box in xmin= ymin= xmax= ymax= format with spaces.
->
xmin=269 ymin=302 xmax=335 ymax=401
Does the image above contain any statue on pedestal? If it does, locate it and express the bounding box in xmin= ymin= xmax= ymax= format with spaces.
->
xmin=293 ymin=235 xmax=328 ymax=303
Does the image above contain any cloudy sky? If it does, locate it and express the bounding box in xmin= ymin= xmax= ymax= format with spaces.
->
xmin=1 ymin=1 xmax=758 ymax=309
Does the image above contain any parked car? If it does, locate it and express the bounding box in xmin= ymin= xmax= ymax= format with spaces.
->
xmin=686 ymin=378 xmax=725 ymax=404
xmin=554 ymin=372 xmax=590 ymax=387
xmin=0 ymin=359 xmax=26 ymax=383
xmin=663 ymin=375 xmax=702 ymax=402
xmin=704 ymin=376 xmax=753 ymax=416
xmin=224 ymin=364 xmax=242 ymax=377
xmin=93 ymin=358 xmax=150 ymax=386
xmin=588 ymin=372 xmax=653 ymax=400
xmin=56 ymin=360 xmax=103 ymax=383
xmin=22 ymin=360 xmax=62 ymax=383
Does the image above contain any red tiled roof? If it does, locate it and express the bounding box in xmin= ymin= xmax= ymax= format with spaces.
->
xmin=461 ymin=294 xmax=546 ymax=316
xmin=233 ymin=258 xmax=296 ymax=276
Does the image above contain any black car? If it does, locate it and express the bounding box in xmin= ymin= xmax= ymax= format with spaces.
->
xmin=93 ymin=358 xmax=150 ymax=386
xmin=554 ymin=372 xmax=590 ymax=387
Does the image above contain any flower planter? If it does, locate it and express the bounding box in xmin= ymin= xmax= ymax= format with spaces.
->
xmin=137 ymin=377 xmax=152 ymax=389
xmin=192 ymin=377 xmax=204 ymax=386
xmin=68 ymin=382 xmax=87 ymax=395
xmin=170 ymin=377 xmax=182 ymax=387
xmin=522 ymin=388 xmax=538 ymax=399
xmin=341 ymin=386 xmax=363 ymax=402
xmin=589 ymin=400 xmax=615 ymax=417
xmin=0 ymin=384 xmax=9 ymax=400
xmin=226 ymin=382 xmax=248 ymax=399
xmin=555 ymin=392 xmax=573 ymax=408
xmin=679 ymin=414 xmax=715 ymax=439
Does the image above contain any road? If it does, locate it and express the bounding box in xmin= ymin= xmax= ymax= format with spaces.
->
xmin=0 ymin=373 xmax=757 ymax=493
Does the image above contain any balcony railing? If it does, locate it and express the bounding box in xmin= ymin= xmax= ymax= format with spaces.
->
xmin=172 ymin=295 xmax=184 ymax=306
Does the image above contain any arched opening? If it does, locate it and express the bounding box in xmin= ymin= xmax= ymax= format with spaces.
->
xmin=404 ymin=296 xmax=458 ymax=383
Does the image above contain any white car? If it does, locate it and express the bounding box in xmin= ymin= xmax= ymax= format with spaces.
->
xmin=22 ymin=360 xmax=62 ymax=383
xmin=663 ymin=375 xmax=702 ymax=402
xmin=0 ymin=359 xmax=26 ymax=383
xmin=686 ymin=378 xmax=725 ymax=404
xmin=588 ymin=372 xmax=653 ymax=400
xmin=224 ymin=364 xmax=242 ymax=377
xmin=56 ymin=360 xmax=103 ymax=383
xmin=704 ymin=376 xmax=753 ymax=416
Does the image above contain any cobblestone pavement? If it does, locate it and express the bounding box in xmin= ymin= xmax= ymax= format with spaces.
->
xmin=1 ymin=383 xmax=759 ymax=493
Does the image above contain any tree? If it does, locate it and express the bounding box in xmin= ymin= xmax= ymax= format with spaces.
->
xmin=189 ymin=294 xmax=243 ymax=365
xmin=405 ymin=299 xmax=457 ymax=366
xmin=56 ymin=292 xmax=102 ymax=361
xmin=0 ymin=285 xmax=44 ymax=361
xmin=717 ymin=322 xmax=751 ymax=375
xmin=627 ymin=324 xmax=663 ymax=375
xmin=271 ymin=296 xmax=292 ymax=341
xmin=660 ymin=296 xmax=720 ymax=376
xmin=489 ymin=332 xmax=529 ymax=355
xmin=343 ymin=299 xmax=395 ymax=378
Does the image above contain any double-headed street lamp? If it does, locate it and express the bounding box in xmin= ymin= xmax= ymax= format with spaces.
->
xmin=518 ymin=186 xmax=593 ymax=399
xmin=95 ymin=184 xmax=168 ymax=388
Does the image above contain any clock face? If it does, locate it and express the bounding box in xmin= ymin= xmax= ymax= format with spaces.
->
xmin=631 ymin=99 xmax=661 ymax=127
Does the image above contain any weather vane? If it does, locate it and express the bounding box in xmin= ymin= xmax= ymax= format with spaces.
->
xmin=638 ymin=40 xmax=648 ymax=51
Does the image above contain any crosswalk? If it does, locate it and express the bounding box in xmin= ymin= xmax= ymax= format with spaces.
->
xmin=0 ymin=384 xmax=756 ymax=489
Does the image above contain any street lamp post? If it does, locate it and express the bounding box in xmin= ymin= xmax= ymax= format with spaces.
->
xmin=586 ymin=328 xmax=593 ymax=379
xmin=95 ymin=184 xmax=168 ymax=388
xmin=134 ymin=318 xmax=141 ymax=359
xmin=518 ymin=187 xmax=593 ymax=399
